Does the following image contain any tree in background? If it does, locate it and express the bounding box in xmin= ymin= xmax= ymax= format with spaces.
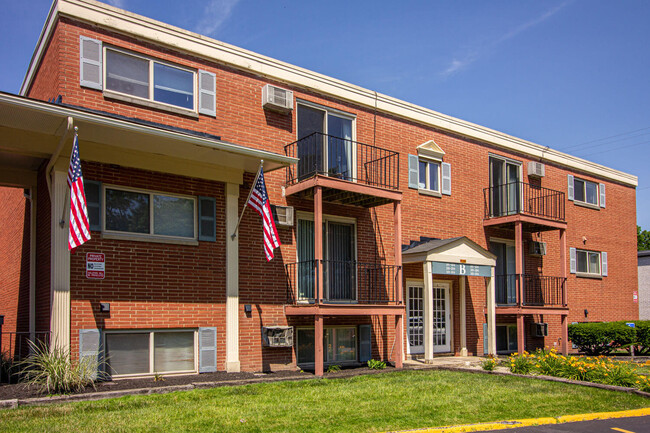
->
xmin=638 ymin=226 xmax=650 ymax=251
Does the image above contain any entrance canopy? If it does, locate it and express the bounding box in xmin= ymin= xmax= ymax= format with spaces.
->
xmin=402 ymin=236 xmax=496 ymax=268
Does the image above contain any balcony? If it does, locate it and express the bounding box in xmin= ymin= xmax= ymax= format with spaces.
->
xmin=284 ymin=133 xmax=401 ymax=207
xmin=495 ymin=274 xmax=567 ymax=310
xmin=483 ymin=182 xmax=566 ymax=230
xmin=285 ymin=260 xmax=402 ymax=315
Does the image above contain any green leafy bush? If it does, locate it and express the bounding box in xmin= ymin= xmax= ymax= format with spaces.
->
xmin=568 ymin=322 xmax=636 ymax=355
xmin=367 ymin=359 xmax=386 ymax=370
xmin=20 ymin=341 xmax=99 ymax=394
xmin=508 ymin=352 xmax=534 ymax=374
xmin=326 ymin=364 xmax=341 ymax=373
xmin=481 ymin=357 xmax=499 ymax=371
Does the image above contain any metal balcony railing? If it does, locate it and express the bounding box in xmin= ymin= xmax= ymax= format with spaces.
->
xmin=495 ymin=274 xmax=566 ymax=307
xmin=284 ymin=132 xmax=400 ymax=190
xmin=484 ymin=181 xmax=565 ymax=222
xmin=285 ymin=259 xmax=400 ymax=305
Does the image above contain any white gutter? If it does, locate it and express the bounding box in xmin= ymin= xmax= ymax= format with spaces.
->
xmin=0 ymin=93 xmax=297 ymax=167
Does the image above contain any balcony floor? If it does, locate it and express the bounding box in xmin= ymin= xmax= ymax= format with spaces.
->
xmin=483 ymin=213 xmax=567 ymax=232
xmin=285 ymin=175 xmax=402 ymax=207
xmin=285 ymin=303 xmax=404 ymax=316
xmin=495 ymin=305 xmax=569 ymax=315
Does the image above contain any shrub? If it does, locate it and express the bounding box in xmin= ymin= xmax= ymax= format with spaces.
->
xmin=481 ymin=357 xmax=499 ymax=371
xmin=1 ymin=351 xmax=18 ymax=384
xmin=326 ymin=364 xmax=341 ymax=373
xmin=568 ymin=322 xmax=636 ymax=355
xmin=633 ymin=321 xmax=650 ymax=355
xmin=367 ymin=359 xmax=386 ymax=370
xmin=20 ymin=341 xmax=98 ymax=394
xmin=508 ymin=352 xmax=534 ymax=374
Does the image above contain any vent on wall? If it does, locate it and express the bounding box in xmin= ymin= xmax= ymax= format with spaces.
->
xmin=529 ymin=241 xmax=547 ymax=256
xmin=528 ymin=161 xmax=545 ymax=178
xmin=262 ymin=84 xmax=294 ymax=113
xmin=531 ymin=322 xmax=548 ymax=338
xmin=262 ymin=326 xmax=294 ymax=347
xmin=272 ymin=205 xmax=294 ymax=227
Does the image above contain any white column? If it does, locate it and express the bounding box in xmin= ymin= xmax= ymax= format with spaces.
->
xmin=487 ymin=267 xmax=497 ymax=356
xmin=29 ymin=187 xmax=36 ymax=342
xmin=459 ymin=276 xmax=467 ymax=357
xmin=50 ymin=170 xmax=70 ymax=352
xmin=225 ymin=182 xmax=240 ymax=372
xmin=423 ymin=261 xmax=434 ymax=362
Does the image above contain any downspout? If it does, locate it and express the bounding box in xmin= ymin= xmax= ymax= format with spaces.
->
xmin=46 ymin=116 xmax=74 ymax=198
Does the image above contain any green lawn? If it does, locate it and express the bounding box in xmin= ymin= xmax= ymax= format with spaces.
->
xmin=1 ymin=370 xmax=647 ymax=433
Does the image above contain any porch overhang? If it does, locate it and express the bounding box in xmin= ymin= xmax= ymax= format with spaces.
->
xmin=402 ymin=236 xmax=496 ymax=268
xmin=0 ymin=92 xmax=297 ymax=188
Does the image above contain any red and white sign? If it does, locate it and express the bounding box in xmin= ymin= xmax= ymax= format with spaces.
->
xmin=86 ymin=253 xmax=105 ymax=279
xmin=634 ymin=291 xmax=638 ymax=303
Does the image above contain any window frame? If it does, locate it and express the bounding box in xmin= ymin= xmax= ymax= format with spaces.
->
xmin=575 ymin=249 xmax=602 ymax=276
xmin=496 ymin=324 xmax=518 ymax=354
xmin=295 ymin=325 xmax=360 ymax=366
xmin=103 ymin=46 xmax=198 ymax=114
xmin=418 ymin=156 xmax=441 ymax=194
xmin=102 ymin=184 xmax=198 ymax=243
xmin=103 ymin=329 xmax=198 ymax=378
xmin=573 ymin=177 xmax=600 ymax=207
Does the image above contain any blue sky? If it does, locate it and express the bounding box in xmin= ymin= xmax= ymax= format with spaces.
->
xmin=1 ymin=0 xmax=649 ymax=228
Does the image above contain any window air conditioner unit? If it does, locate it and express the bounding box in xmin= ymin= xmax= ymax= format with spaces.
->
xmin=262 ymin=326 xmax=294 ymax=347
xmin=271 ymin=205 xmax=294 ymax=227
xmin=262 ymin=84 xmax=293 ymax=113
xmin=527 ymin=161 xmax=545 ymax=178
xmin=531 ymin=322 xmax=548 ymax=338
xmin=529 ymin=241 xmax=547 ymax=256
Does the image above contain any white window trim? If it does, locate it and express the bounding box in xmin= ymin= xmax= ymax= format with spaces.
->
xmin=572 ymin=177 xmax=600 ymax=208
xmin=103 ymin=46 xmax=198 ymax=115
xmin=575 ymin=248 xmax=603 ymax=278
xmin=417 ymin=156 xmax=442 ymax=196
xmin=104 ymin=329 xmax=198 ymax=377
xmin=102 ymin=184 xmax=198 ymax=244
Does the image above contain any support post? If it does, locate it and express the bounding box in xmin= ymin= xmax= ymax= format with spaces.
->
xmin=394 ymin=201 xmax=403 ymax=368
xmin=225 ymin=183 xmax=240 ymax=372
xmin=487 ymin=269 xmax=496 ymax=355
xmin=315 ymin=314 xmax=324 ymax=377
xmin=50 ymin=170 xmax=70 ymax=352
xmin=423 ymin=261 xmax=434 ymax=362
xmin=314 ymin=186 xmax=323 ymax=303
xmin=517 ymin=314 xmax=525 ymax=354
xmin=560 ymin=229 xmax=569 ymax=307
xmin=561 ymin=315 xmax=569 ymax=355
xmin=514 ymin=220 xmax=523 ymax=306
xmin=460 ymin=276 xmax=467 ymax=356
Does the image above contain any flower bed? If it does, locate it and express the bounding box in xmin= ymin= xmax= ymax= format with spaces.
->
xmin=505 ymin=349 xmax=650 ymax=392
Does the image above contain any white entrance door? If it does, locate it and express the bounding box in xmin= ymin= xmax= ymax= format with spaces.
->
xmin=407 ymin=284 xmax=424 ymax=354
xmin=432 ymin=282 xmax=451 ymax=353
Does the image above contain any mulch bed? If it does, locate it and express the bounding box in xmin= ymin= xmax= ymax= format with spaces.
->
xmin=0 ymin=365 xmax=403 ymax=402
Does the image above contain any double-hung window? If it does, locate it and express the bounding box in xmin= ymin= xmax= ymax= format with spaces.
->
xmin=570 ymin=248 xmax=607 ymax=277
xmin=105 ymin=48 xmax=195 ymax=110
xmin=418 ymin=159 xmax=440 ymax=193
xmin=408 ymin=140 xmax=451 ymax=196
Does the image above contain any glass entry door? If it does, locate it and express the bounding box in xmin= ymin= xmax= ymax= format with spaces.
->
xmin=432 ymin=282 xmax=451 ymax=353
xmin=490 ymin=242 xmax=517 ymax=305
xmin=489 ymin=157 xmax=521 ymax=216
xmin=407 ymin=284 xmax=424 ymax=354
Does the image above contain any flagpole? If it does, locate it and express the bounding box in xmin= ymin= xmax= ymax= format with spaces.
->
xmin=59 ymin=127 xmax=78 ymax=228
xmin=231 ymin=159 xmax=264 ymax=240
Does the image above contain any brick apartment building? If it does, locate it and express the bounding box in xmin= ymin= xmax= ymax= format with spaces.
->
xmin=0 ymin=0 xmax=638 ymax=377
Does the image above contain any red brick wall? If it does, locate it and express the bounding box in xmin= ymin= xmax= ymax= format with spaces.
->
xmin=0 ymin=187 xmax=31 ymax=358
xmin=24 ymin=16 xmax=639 ymax=370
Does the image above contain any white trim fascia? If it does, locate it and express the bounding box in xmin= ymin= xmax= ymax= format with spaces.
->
xmin=23 ymin=0 xmax=637 ymax=186
xmin=0 ymin=92 xmax=297 ymax=169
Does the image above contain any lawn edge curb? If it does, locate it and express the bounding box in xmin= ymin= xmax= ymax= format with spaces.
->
xmin=384 ymin=408 xmax=650 ymax=433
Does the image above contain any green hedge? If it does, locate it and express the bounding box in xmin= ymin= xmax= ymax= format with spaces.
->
xmin=568 ymin=321 xmax=649 ymax=355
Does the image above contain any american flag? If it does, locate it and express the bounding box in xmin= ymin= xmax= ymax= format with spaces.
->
xmin=247 ymin=168 xmax=280 ymax=261
xmin=67 ymin=133 xmax=91 ymax=252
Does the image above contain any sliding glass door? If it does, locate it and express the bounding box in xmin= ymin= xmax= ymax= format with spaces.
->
xmin=489 ymin=157 xmax=521 ymax=216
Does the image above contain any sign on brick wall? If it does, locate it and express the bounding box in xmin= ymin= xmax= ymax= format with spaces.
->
xmin=86 ymin=253 xmax=105 ymax=279
xmin=431 ymin=261 xmax=492 ymax=277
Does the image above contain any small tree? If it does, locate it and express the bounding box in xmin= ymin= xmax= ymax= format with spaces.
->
xmin=638 ymin=226 xmax=650 ymax=251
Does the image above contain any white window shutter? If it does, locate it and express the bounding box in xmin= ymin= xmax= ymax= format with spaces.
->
xmin=569 ymin=247 xmax=576 ymax=274
xmin=601 ymin=252 xmax=608 ymax=276
xmin=567 ymin=175 xmax=574 ymax=201
xmin=408 ymin=154 xmax=419 ymax=189
xmin=599 ymin=183 xmax=606 ymax=208
xmin=199 ymin=327 xmax=217 ymax=372
xmin=483 ymin=323 xmax=488 ymax=355
xmin=441 ymin=162 xmax=451 ymax=195
xmin=79 ymin=329 xmax=101 ymax=379
xmin=198 ymin=70 xmax=216 ymax=117
xmin=79 ymin=36 xmax=103 ymax=90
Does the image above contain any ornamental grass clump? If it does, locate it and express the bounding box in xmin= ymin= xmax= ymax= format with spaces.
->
xmin=481 ymin=357 xmax=499 ymax=371
xmin=508 ymin=351 xmax=534 ymax=375
xmin=20 ymin=340 xmax=98 ymax=395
